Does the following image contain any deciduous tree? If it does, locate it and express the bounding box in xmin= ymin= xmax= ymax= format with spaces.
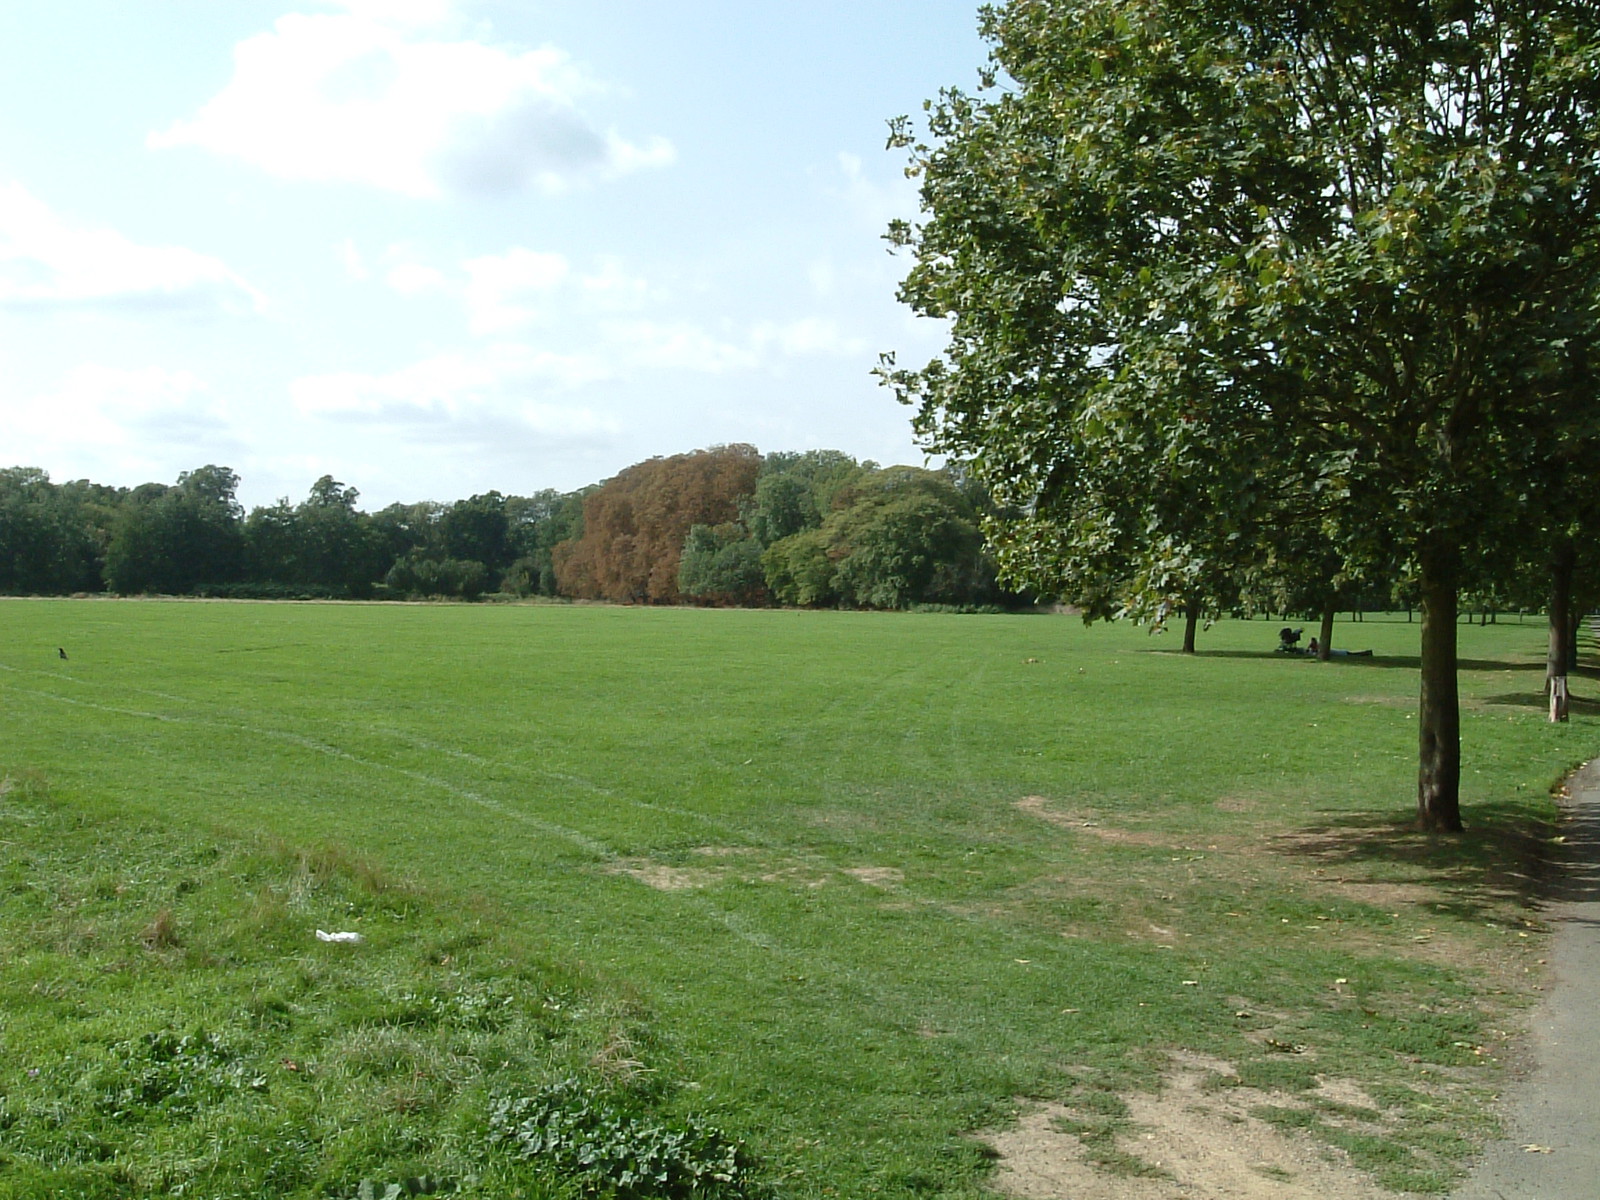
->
xmin=886 ymin=0 xmax=1600 ymax=830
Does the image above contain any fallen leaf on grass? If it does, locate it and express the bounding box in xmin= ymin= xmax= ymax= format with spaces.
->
xmin=1522 ymin=1144 xmax=1552 ymax=1154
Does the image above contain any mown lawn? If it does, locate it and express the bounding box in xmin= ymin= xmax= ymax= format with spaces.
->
xmin=1 ymin=599 xmax=1595 ymax=1197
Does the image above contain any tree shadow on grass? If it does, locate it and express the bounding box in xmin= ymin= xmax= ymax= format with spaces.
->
xmin=1271 ymin=801 xmax=1568 ymax=923
xmin=1185 ymin=650 xmax=1549 ymax=673
xmin=1478 ymin=691 xmax=1600 ymax=717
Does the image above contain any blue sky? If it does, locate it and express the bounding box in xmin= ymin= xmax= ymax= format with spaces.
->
xmin=0 ymin=1 xmax=987 ymax=509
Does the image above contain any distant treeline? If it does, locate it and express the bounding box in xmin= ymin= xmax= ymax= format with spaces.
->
xmin=0 ymin=447 xmax=1020 ymax=610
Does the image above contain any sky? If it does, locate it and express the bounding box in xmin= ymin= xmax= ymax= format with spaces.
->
xmin=0 ymin=1 xmax=990 ymax=511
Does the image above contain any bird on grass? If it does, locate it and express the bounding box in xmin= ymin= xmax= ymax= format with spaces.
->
xmin=58 ymin=647 xmax=67 ymax=660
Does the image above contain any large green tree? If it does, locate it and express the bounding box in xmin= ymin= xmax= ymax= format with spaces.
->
xmin=105 ymin=466 xmax=246 ymax=595
xmin=887 ymin=0 xmax=1600 ymax=830
xmin=244 ymin=476 xmax=389 ymax=597
xmin=0 ymin=468 xmax=102 ymax=594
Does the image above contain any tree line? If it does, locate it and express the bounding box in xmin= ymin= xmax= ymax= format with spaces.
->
xmin=0 ymin=446 xmax=1014 ymax=611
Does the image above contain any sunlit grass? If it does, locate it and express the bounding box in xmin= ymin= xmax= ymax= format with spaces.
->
xmin=1 ymin=599 xmax=1593 ymax=1196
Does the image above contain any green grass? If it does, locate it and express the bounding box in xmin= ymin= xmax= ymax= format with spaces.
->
xmin=1 ymin=600 xmax=1594 ymax=1197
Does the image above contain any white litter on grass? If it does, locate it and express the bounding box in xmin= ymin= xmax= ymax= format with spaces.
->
xmin=315 ymin=930 xmax=363 ymax=944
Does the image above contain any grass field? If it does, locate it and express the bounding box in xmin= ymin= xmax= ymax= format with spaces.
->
xmin=2 ymin=599 xmax=1596 ymax=1197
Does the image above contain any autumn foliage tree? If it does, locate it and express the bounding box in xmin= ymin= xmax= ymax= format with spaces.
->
xmin=554 ymin=445 xmax=762 ymax=603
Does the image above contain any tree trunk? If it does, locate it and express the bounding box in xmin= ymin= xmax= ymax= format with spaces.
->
xmin=1548 ymin=542 xmax=1574 ymax=723
xmin=1417 ymin=546 xmax=1463 ymax=832
xmin=1317 ymin=601 xmax=1335 ymax=661
xmin=1182 ymin=595 xmax=1200 ymax=654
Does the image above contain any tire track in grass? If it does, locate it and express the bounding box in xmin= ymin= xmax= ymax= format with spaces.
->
xmin=4 ymin=659 xmax=1106 ymax=1038
xmin=2 ymin=671 xmax=805 ymax=951
xmin=5 ymin=658 xmax=759 ymax=846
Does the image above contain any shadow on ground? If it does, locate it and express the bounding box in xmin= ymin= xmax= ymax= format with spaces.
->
xmin=1273 ymin=800 xmax=1566 ymax=923
xmin=1546 ymin=782 xmax=1600 ymax=910
xmin=1480 ymin=692 xmax=1600 ymax=717
xmin=1183 ymin=650 xmax=1557 ymax=673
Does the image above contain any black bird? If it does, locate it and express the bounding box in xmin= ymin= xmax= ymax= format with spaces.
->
xmin=58 ymin=647 xmax=67 ymax=660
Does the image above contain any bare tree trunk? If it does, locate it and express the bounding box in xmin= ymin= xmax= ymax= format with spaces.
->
xmin=1182 ymin=594 xmax=1200 ymax=654
xmin=1316 ymin=601 xmax=1335 ymax=661
xmin=1417 ymin=544 xmax=1463 ymax=832
xmin=1548 ymin=543 xmax=1574 ymax=722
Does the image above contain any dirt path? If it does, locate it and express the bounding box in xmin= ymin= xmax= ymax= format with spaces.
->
xmin=988 ymin=764 xmax=1600 ymax=1200
xmin=1451 ymin=758 xmax=1600 ymax=1200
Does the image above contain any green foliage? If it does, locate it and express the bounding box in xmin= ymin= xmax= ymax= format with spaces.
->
xmin=94 ymin=1031 xmax=268 ymax=1119
xmin=385 ymin=552 xmax=490 ymax=600
xmin=245 ymin=477 xmax=391 ymax=598
xmin=440 ymin=493 xmax=515 ymax=578
xmin=885 ymin=0 xmax=1600 ymax=822
xmin=0 ymin=468 xmax=104 ymax=594
xmin=677 ymin=523 xmax=767 ymax=606
xmin=353 ymin=1175 xmax=449 ymax=1198
xmin=489 ymin=1079 xmax=758 ymax=1198
xmin=760 ymin=527 xmax=840 ymax=607
xmin=105 ymin=465 xmax=246 ymax=595
xmin=745 ymin=450 xmax=867 ymax=547
xmin=762 ymin=467 xmax=998 ymax=609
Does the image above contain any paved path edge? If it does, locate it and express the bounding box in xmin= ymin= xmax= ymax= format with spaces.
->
xmin=1451 ymin=757 xmax=1600 ymax=1200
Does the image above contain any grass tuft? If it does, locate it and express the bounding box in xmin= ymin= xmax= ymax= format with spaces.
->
xmin=138 ymin=907 xmax=181 ymax=950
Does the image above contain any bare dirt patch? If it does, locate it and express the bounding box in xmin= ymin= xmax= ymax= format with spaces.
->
xmin=606 ymin=859 xmax=715 ymax=891
xmin=987 ymin=1053 xmax=1398 ymax=1200
xmin=1015 ymin=796 xmax=1177 ymax=847
xmin=843 ymin=866 xmax=904 ymax=888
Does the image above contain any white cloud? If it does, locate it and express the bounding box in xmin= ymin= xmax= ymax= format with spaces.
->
xmin=609 ymin=320 xmax=758 ymax=374
xmin=579 ymin=258 xmax=651 ymax=310
xmin=832 ymin=150 xmax=919 ymax=231
xmin=334 ymin=237 xmax=369 ymax=279
xmin=378 ymin=243 xmax=640 ymax=332
xmin=149 ymin=10 xmax=674 ymax=197
xmin=463 ymin=247 xmax=569 ymax=333
xmin=291 ymin=347 xmax=617 ymax=431
xmin=13 ymin=366 xmax=242 ymax=483
xmin=325 ymin=0 xmax=455 ymax=27
xmin=604 ymin=316 xmax=868 ymax=374
xmin=385 ymin=260 xmax=448 ymax=295
xmin=751 ymin=316 xmax=868 ymax=358
xmin=0 ymin=183 xmax=264 ymax=314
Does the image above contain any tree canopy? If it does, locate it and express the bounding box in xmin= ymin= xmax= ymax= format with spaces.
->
xmin=885 ymin=0 xmax=1600 ymax=829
